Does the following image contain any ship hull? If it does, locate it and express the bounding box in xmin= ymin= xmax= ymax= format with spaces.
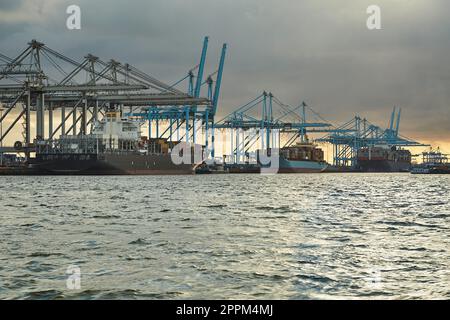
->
xmin=226 ymin=158 xmax=328 ymax=173
xmin=411 ymin=165 xmax=450 ymax=174
xmin=357 ymin=159 xmax=410 ymax=172
xmin=31 ymin=153 xmax=195 ymax=175
xmin=226 ymin=164 xmax=261 ymax=174
xmin=278 ymin=157 xmax=328 ymax=173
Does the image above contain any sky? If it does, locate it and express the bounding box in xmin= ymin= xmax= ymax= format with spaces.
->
xmin=0 ymin=0 xmax=449 ymax=153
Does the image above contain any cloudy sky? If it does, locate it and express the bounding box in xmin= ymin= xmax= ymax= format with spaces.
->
xmin=1 ymin=0 xmax=449 ymax=150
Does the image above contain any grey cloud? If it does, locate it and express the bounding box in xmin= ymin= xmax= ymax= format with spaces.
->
xmin=0 ymin=0 xmax=23 ymax=11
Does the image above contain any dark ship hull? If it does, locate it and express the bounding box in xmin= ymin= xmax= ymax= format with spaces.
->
xmin=30 ymin=153 xmax=195 ymax=175
xmin=226 ymin=163 xmax=261 ymax=173
xmin=411 ymin=165 xmax=450 ymax=174
xmin=225 ymin=157 xmax=328 ymax=174
xmin=357 ymin=159 xmax=410 ymax=172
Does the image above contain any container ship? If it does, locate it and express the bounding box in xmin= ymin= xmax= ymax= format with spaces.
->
xmin=277 ymin=142 xmax=328 ymax=173
xmin=224 ymin=141 xmax=328 ymax=173
xmin=30 ymin=110 xmax=198 ymax=175
xmin=411 ymin=149 xmax=450 ymax=174
xmin=357 ymin=146 xmax=411 ymax=172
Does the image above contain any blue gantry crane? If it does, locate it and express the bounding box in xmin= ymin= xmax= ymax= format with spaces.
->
xmin=214 ymin=92 xmax=332 ymax=164
xmin=317 ymin=107 xmax=428 ymax=167
xmin=128 ymin=37 xmax=227 ymax=159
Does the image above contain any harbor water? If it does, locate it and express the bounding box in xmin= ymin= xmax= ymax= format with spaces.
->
xmin=0 ymin=173 xmax=449 ymax=299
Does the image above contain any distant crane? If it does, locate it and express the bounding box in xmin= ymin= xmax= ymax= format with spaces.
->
xmin=214 ymin=92 xmax=332 ymax=164
xmin=317 ymin=107 xmax=428 ymax=167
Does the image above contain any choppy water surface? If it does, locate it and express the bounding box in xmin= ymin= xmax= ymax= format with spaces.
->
xmin=0 ymin=174 xmax=449 ymax=299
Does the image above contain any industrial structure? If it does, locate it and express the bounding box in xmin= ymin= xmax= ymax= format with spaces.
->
xmin=214 ymin=95 xmax=428 ymax=171
xmin=0 ymin=37 xmax=226 ymax=163
xmin=127 ymin=37 xmax=227 ymax=160
xmin=0 ymin=38 xmax=431 ymax=174
xmin=317 ymin=107 xmax=428 ymax=168
xmin=214 ymin=92 xmax=332 ymax=164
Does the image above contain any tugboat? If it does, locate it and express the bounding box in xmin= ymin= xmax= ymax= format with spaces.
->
xmin=30 ymin=109 xmax=198 ymax=175
xmin=357 ymin=146 xmax=411 ymax=172
xmin=411 ymin=148 xmax=450 ymax=174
